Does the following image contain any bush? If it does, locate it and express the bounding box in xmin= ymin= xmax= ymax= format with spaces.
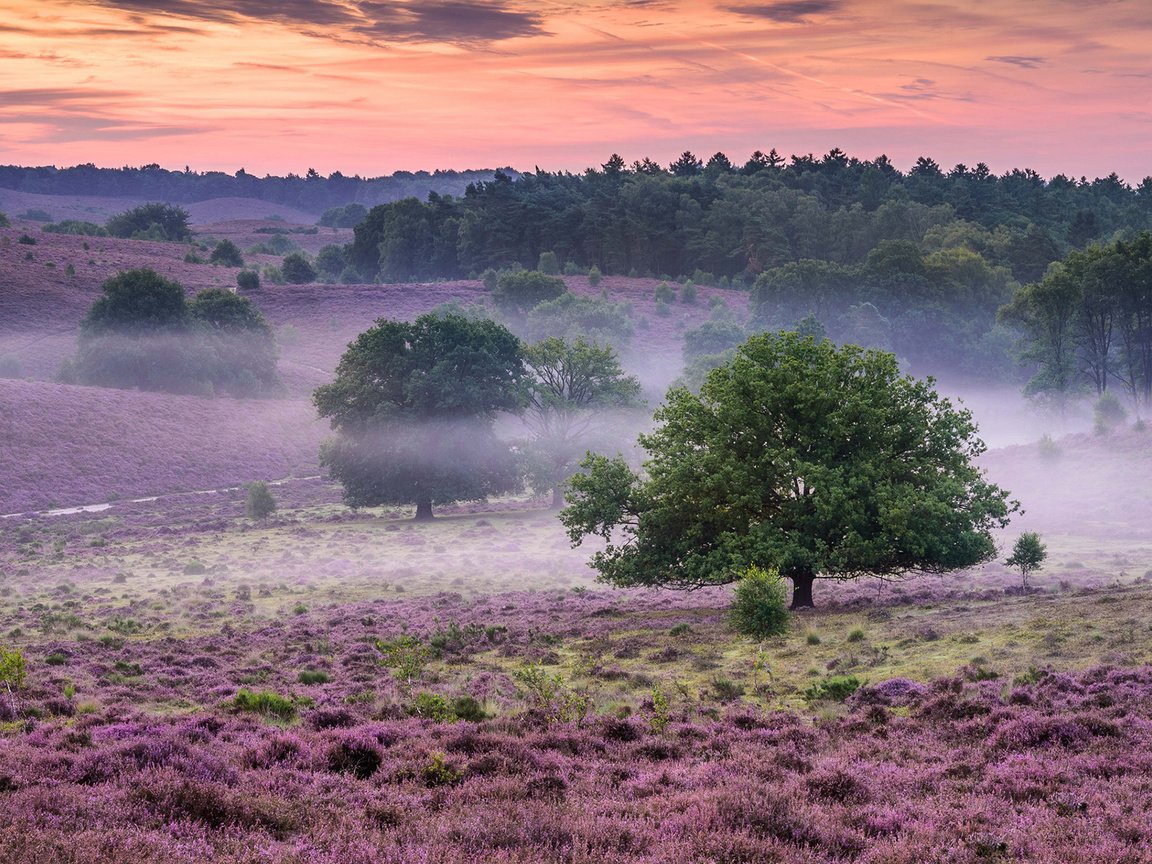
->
xmin=409 ymin=692 xmax=457 ymax=722
xmin=210 ymin=239 xmax=244 ymax=267
xmin=19 ymin=208 xmax=52 ymax=222
xmin=493 ymin=269 xmax=566 ymax=315
xmin=1037 ymin=433 xmax=1062 ymax=461
xmin=803 ymin=675 xmax=862 ymax=703
xmin=588 ymin=265 xmax=602 ymax=288
xmin=236 ymin=270 xmax=260 ymax=291
xmin=1094 ymin=391 xmax=1127 ymax=434
xmin=537 ymin=251 xmax=560 ymax=275
xmin=281 ymin=252 xmax=316 ymax=284
xmin=654 ymin=281 xmax=676 ymax=303
xmin=327 ymin=738 xmax=382 ymax=778
xmin=0 ymin=646 xmax=27 ymax=691
xmin=106 ymin=203 xmax=192 ymax=242
xmin=42 ymin=220 xmax=106 ymax=236
xmin=315 ymin=244 xmax=347 ymax=278
xmin=0 ymin=210 xmax=8 ymax=228
xmin=231 ymin=689 xmax=297 ymax=720
xmin=298 ymin=669 xmax=330 ymax=685
xmin=681 ymin=281 xmax=698 ymax=305
xmin=525 ymin=292 xmax=634 ymax=348
xmin=481 ymin=268 xmax=499 ymax=291
xmin=18 ymin=234 xmax=36 ymax=245
xmin=563 ymin=261 xmax=584 ymax=275
xmin=729 ymin=566 xmax=790 ymax=639
xmin=246 ymin=481 xmax=277 ymax=519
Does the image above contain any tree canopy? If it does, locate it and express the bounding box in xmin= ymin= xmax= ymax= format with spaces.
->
xmin=560 ymin=332 xmax=1016 ymax=607
xmin=105 ymin=202 xmax=192 ymax=242
xmin=522 ymin=337 xmax=643 ymax=507
xmin=314 ymin=312 xmax=526 ymax=519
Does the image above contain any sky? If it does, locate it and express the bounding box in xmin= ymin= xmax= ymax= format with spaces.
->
xmin=1 ymin=0 xmax=1150 ymax=180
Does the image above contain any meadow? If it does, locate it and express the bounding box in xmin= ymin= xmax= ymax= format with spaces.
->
xmin=2 ymin=210 xmax=1152 ymax=862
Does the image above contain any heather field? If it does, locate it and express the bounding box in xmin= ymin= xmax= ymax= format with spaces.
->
xmin=4 ymin=217 xmax=1152 ymax=862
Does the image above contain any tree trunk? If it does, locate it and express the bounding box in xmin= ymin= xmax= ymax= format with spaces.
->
xmin=789 ymin=572 xmax=815 ymax=609
xmin=414 ymin=498 xmax=434 ymax=521
xmin=550 ymin=485 xmax=566 ymax=510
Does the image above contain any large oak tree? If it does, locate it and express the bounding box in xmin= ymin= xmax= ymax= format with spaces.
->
xmin=560 ymin=331 xmax=1016 ymax=607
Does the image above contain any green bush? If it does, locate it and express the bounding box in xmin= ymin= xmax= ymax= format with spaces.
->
xmin=681 ymin=281 xmax=698 ymax=305
xmin=106 ymin=203 xmax=191 ymax=242
xmin=42 ymin=220 xmax=106 ymax=236
xmin=0 ymin=210 xmax=8 ymax=228
xmin=729 ymin=566 xmax=790 ymax=639
xmin=493 ymin=270 xmax=566 ymax=315
xmin=246 ymin=481 xmax=277 ymax=519
xmin=281 ymin=252 xmax=317 ymax=284
xmin=1094 ymin=391 xmax=1127 ymax=434
xmin=210 ymin=239 xmax=244 ymax=267
xmin=803 ymin=674 xmax=862 ymax=703
xmin=587 ymin=265 xmax=602 ymax=288
xmin=0 ymin=646 xmax=27 ymax=690
xmin=654 ymin=281 xmax=676 ymax=303
xmin=317 ymin=203 xmax=367 ymax=229
xmin=237 ymin=270 xmax=260 ymax=291
xmin=315 ymin=244 xmax=346 ymax=278
xmin=231 ymin=689 xmax=297 ymax=720
xmin=537 ymin=251 xmax=560 ymax=275
xmin=20 ymin=208 xmax=52 ymax=222
xmin=711 ymin=677 xmax=746 ymax=702
xmin=298 ymin=669 xmax=330 ymax=685
xmin=409 ymin=691 xmax=456 ymax=722
xmin=481 ymin=268 xmax=499 ymax=291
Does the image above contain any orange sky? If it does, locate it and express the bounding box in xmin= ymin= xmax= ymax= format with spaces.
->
xmin=1 ymin=0 xmax=1150 ymax=180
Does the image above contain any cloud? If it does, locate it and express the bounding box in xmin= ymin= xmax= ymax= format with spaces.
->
xmin=986 ymin=55 xmax=1045 ymax=69
xmin=89 ymin=0 xmax=544 ymax=44
xmin=722 ymin=1 xmax=842 ymax=23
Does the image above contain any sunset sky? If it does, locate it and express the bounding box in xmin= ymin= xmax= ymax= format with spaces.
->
xmin=1 ymin=0 xmax=1150 ymax=180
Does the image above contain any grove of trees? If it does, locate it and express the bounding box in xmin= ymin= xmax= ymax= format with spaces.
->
xmin=63 ymin=269 xmax=280 ymax=396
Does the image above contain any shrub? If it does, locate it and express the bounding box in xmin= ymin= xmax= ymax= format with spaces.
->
xmin=327 ymin=738 xmax=382 ymax=778
xmin=376 ymin=635 xmax=430 ymax=689
xmin=481 ymin=268 xmax=499 ymax=291
xmin=297 ymin=669 xmax=330 ymax=685
xmin=281 ymin=252 xmax=316 ymax=284
xmin=493 ymin=270 xmax=566 ymax=315
xmin=537 ymin=251 xmax=560 ymax=275
xmin=42 ymin=220 xmax=106 ymax=236
xmin=246 ymin=481 xmax=277 ymax=519
xmin=231 ymin=689 xmax=297 ymax=721
xmin=421 ymin=751 xmax=461 ymax=786
xmin=209 ymin=239 xmax=244 ymax=267
xmin=236 ymin=270 xmax=260 ymax=291
xmin=19 ymin=208 xmax=52 ymax=222
xmin=0 ymin=210 xmax=8 ymax=228
xmin=315 ymin=244 xmax=346 ymax=278
xmin=1037 ymin=433 xmax=1061 ymax=461
xmin=681 ymin=281 xmax=698 ymax=305
xmin=409 ymin=692 xmax=456 ymax=722
xmin=451 ymin=695 xmax=487 ymax=722
xmin=729 ymin=565 xmax=790 ymax=639
xmin=803 ymin=675 xmax=862 ymax=703
xmin=525 ymin=292 xmax=634 ymax=347
xmin=45 ymin=652 xmax=68 ymax=666
xmin=18 ymin=234 xmax=36 ymax=245
xmin=563 ymin=260 xmax=584 ymax=275
xmin=1094 ymin=391 xmax=1127 ymax=434
xmin=106 ymin=202 xmax=192 ymax=241
xmin=711 ymin=678 xmax=746 ymax=702
xmin=0 ymin=646 xmax=27 ymax=691
xmin=514 ymin=663 xmax=590 ymax=724
xmin=587 ymin=265 xmax=602 ymax=287
xmin=846 ymin=628 xmax=866 ymax=643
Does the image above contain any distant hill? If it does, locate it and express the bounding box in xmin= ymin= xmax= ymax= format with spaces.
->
xmin=0 ymin=163 xmax=516 ymax=217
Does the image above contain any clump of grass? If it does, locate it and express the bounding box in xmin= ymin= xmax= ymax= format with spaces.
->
xmin=806 ymin=632 xmax=822 ymax=646
xmin=231 ymin=689 xmax=297 ymax=721
xmin=846 ymin=628 xmax=866 ymax=643
xmin=297 ymin=669 xmax=330 ymax=685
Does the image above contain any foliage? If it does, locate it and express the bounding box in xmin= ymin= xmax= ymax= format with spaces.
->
xmin=682 ymin=320 xmax=746 ymax=362
xmin=317 ymin=202 xmax=368 ymax=228
xmin=314 ymin=312 xmax=525 ymax=517
xmin=514 ymin=663 xmax=590 ymax=725
xmin=375 ymin=635 xmax=431 ymax=689
xmin=297 ymin=669 xmax=329 ymax=685
xmin=0 ymin=210 xmax=8 ymax=228
xmin=1001 ymin=234 xmax=1152 ymax=410
xmin=561 ymin=332 xmax=1016 ymax=607
xmin=106 ymin=202 xmax=192 ymax=242
xmin=20 ymin=207 xmax=52 ymax=221
xmin=803 ymin=674 xmax=862 ymax=702
xmin=245 ymin=481 xmax=277 ymax=519
xmin=1094 ymin=391 xmax=1127 ymax=434
xmin=537 ymin=250 xmax=560 ymax=274
xmin=0 ymin=646 xmax=26 ymax=691
xmin=236 ymin=269 xmax=260 ymax=291
xmin=231 ymin=689 xmax=297 ymax=721
xmin=281 ymin=252 xmax=317 ymax=284
xmin=492 ymin=269 xmax=566 ymax=315
xmin=314 ymin=244 xmax=347 ymax=278
xmin=210 ymin=239 xmax=244 ymax=267
xmin=524 ymin=292 xmax=634 ymax=349
xmin=42 ymin=219 xmax=106 ymax=236
xmin=587 ymin=265 xmax=602 ymax=287
xmin=728 ymin=565 xmax=790 ymax=639
xmin=70 ymin=270 xmax=279 ymax=396
xmin=1005 ymin=532 xmax=1047 ymax=588
xmin=522 ymin=337 xmax=643 ymax=506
